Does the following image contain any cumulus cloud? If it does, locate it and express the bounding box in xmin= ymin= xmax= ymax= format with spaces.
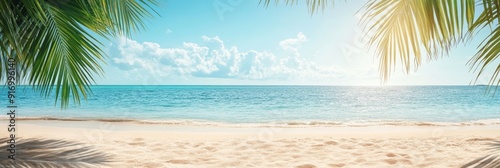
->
xmin=109 ymin=32 xmax=347 ymax=80
xmin=279 ymin=32 xmax=307 ymax=52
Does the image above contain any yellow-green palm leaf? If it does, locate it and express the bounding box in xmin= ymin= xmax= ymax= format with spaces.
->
xmin=260 ymin=0 xmax=336 ymax=14
xmin=360 ymin=0 xmax=476 ymax=81
xmin=264 ymin=0 xmax=500 ymax=88
xmin=468 ymin=0 xmax=500 ymax=87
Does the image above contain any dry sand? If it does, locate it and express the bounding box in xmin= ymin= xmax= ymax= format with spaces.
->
xmin=0 ymin=120 xmax=499 ymax=168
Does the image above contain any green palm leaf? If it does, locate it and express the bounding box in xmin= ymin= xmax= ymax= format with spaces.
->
xmin=0 ymin=0 xmax=158 ymax=108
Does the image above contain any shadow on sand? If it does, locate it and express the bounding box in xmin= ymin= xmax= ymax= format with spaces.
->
xmin=0 ymin=138 xmax=111 ymax=168
xmin=462 ymin=141 xmax=500 ymax=168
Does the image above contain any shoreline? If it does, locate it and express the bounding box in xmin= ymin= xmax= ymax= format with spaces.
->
xmin=2 ymin=117 xmax=500 ymax=127
xmin=4 ymin=120 xmax=500 ymax=140
xmin=1 ymin=120 xmax=499 ymax=167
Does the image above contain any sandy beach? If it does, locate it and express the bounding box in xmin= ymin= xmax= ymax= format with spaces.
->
xmin=1 ymin=120 xmax=499 ymax=168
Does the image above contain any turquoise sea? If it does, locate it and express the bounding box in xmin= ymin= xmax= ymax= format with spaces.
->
xmin=4 ymin=85 xmax=500 ymax=125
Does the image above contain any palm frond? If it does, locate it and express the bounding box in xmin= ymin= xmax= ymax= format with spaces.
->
xmin=80 ymin=0 xmax=159 ymax=37
xmin=468 ymin=0 xmax=500 ymax=89
xmin=1 ymin=0 xmax=159 ymax=108
xmin=0 ymin=0 xmax=33 ymax=83
xmin=260 ymin=0 xmax=335 ymax=14
xmin=361 ymin=0 xmax=476 ymax=82
xmin=27 ymin=1 xmax=105 ymax=107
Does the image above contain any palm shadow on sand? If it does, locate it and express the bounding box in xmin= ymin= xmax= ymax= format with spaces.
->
xmin=461 ymin=141 xmax=500 ymax=168
xmin=0 ymin=138 xmax=111 ymax=168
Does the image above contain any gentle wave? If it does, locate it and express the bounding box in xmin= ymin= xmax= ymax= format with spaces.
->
xmin=4 ymin=117 xmax=500 ymax=128
xmin=7 ymin=86 xmax=500 ymax=124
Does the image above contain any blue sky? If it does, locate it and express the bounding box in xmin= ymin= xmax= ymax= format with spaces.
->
xmin=97 ymin=0 xmax=494 ymax=85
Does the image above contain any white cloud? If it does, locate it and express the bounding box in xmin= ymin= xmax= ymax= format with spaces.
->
xmin=279 ymin=32 xmax=307 ymax=52
xmin=109 ymin=32 xmax=348 ymax=81
xmin=166 ymin=29 xmax=172 ymax=34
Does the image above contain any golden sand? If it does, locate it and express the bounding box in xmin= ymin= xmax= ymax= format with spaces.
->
xmin=0 ymin=120 xmax=499 ymax=167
